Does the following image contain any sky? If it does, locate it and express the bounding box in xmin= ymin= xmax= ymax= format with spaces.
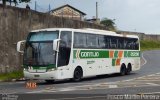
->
xmin=1 ymin=0 xmax=160 ymax=34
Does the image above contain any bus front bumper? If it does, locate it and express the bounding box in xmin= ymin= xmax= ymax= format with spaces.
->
xmin=24 ymin=70 xmax=57 ymax=80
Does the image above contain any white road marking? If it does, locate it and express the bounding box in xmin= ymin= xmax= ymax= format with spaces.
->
xmin=27 ymin=90 xmax=48 ymax=93
xmin=122 ymin=78 xmax=136 ymax=82
xmin=134 ymin=80 xmax=160 ymax=81
xmin=138 ymin=92 xmax=160 ymax=94
xmin=108 ymin=85 xmax=118 ymax=88
xmin=47 ymin=96 xmax=107 ymax=100
xmin=146 ymin=83 xmax=159 ymax=86
xmin=58 ymin=88 xmax=76 ymax=92
xmin=141 ymin=52 xmax=147 ymax=67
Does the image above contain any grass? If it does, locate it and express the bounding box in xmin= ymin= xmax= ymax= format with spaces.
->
xmin=140 ymin=40 xmax=160 ymax=51
xmin=0 ymin=70 xmax=23 ymax=81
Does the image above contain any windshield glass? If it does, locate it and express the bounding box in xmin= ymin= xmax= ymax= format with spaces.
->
xmin=24 ymin=31 xmax=59 ymax=66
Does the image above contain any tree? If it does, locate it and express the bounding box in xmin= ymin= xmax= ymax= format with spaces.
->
xmin=1 ymin=0 xmax=30 ymax=6
xmin=100 ymin=18 xmax=116 ymax=31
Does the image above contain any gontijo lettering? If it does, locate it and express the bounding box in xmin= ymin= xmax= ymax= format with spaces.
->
xmin=81 ymin=52 xmax=99 ymax=58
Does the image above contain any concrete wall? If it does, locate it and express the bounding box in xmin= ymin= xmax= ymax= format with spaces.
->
xmin=0 ymin=5 xmax=107 ymax=73
xmin=143 ymin=34 xmax=160 ymax=41
xmin=0 ymin=5 xmax=160 ymax=73
xmin=118 ymin=31 xmax=160 ymax=41
xmin=117 ymin=31 xmax=145 ymax=40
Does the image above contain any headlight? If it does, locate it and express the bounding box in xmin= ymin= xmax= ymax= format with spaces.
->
xmin=24 ymin=68 xmax=28 ymax=71
xmin=47 ymin=68 xmax=55 ymax=72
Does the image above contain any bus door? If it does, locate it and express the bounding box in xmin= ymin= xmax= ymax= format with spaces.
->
xmin=57 ymin=31 xmax=72 ymax=68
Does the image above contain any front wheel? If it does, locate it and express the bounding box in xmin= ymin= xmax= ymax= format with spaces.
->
xmin=73 ymin=67 xmax=83 ymax=82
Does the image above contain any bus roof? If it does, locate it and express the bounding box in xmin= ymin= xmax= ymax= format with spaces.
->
xmin=31 ymin=28 xmax=139 ymax=39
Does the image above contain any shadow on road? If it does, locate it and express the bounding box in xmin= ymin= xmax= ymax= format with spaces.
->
xmin=37 ymin=73 xmax=136 ymax=85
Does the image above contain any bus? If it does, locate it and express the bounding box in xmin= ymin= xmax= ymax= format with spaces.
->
xmin=17 ymin=28 xmax=140 ymax=82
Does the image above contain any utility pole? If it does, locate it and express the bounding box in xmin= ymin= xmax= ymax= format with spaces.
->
xmin=35 ymin=1 xmax=37 ymax=11
xmin=49 ymin=4 xmax=51 ymax=14
xmin=9 ymin=0 xmax=11 ymax=6
xmin=96 ymin=2 xmax=98 ymax=20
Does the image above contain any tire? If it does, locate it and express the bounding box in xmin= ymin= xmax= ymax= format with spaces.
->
xmin=45 ymin=80 xmax=55 ymax=83
xmin=126 ymin=63 xmax=132 ymax=75
xmin=120 ymin=64 xmax=126 ymax=76
xmin=73 ymin=67 xmax=83 ymax=82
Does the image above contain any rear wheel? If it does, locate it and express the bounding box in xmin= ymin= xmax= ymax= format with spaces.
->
xmin=126 ymin=63 xmax=132 ymax=75
xmin=73 ymin=67 xmax=83 ymax=82
xmin=120 ymin=64 xmax=126 ymax=76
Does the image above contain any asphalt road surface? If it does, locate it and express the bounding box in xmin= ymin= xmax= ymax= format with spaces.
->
xmin=1 ymin=50 xmax=160 ymax=100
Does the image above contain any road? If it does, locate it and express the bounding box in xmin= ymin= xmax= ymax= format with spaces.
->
xmin=1 ymin=50 xmax=160 ymax=100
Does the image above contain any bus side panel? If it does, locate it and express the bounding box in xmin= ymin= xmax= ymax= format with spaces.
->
xmin=120 ymin=57 xmax=140 ymax=72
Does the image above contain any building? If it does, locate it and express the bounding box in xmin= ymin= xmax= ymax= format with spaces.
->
xmin=85 ymin=16 xmax=100 ymax=24
xmin=50 ymin=4 xmax=86 ymax=21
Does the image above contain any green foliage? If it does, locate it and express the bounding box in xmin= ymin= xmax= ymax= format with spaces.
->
xmin=100 ymin=18 xmax=116 ymax=31
xmin=141 ymin=40 xmax=160 ymax=51
xmin=0 ymin=70 xmax=23 ymax=81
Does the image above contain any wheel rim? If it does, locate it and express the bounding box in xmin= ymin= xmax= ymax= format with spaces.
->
xmin=121 ymin=67 xmax=126 ymax=75
xmin=74 ymin=68 xmax=82 ymax=80
xmin=75 ymin=70 xmax=81 ymax=79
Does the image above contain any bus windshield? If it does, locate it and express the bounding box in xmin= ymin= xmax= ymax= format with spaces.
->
xmin=24 ymin=31 xmax=59 ymax=66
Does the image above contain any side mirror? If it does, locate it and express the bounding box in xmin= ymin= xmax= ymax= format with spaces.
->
xmin=17 ymin=40 xmax=26 ymax=53
xmin=53 ymin=39 xmax=61 ymax=52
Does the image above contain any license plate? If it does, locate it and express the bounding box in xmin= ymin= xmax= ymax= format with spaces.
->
xmin=34 ymin=75 xmax=40 ymax=77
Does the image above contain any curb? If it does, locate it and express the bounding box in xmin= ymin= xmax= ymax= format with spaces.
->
xmin=15 ymin=78 xmax=26 ymax=82
xmin=0 ymin=78 xmax=26 ymax=82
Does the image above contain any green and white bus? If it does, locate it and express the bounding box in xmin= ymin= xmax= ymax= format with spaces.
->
xmin=17 ymin=28 xmax=140 ymax=82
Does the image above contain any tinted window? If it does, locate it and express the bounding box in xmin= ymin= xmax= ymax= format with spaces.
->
xmin=87 ymin=34 xmax=99 ymax=48
xmin=74 ymin=32 xmax=139 ymax=50
xmin=98 ymin=35 xmax=106 ymax=48
xmin=123 ymin=38 xmax=139 ymax=50
xmin=74 ymin=32 xmax=87 ymax=48
xmin=109 ymin=36 xmax=118 ymax=49
xmin=60 ymin=31 xmax=72 ymax=48
xmin=58 ymin=31 xmax=72 ymax=67
xmin=29 ymin=31 xmax=58 ymax=41
xmin=117 ymin=37 xmax=124 ymax=49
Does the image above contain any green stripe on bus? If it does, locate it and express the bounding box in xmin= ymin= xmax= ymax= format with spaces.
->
xmin=73 ymin=50 xmax=109 ymax=59
xmin=124 ymin=51 xmax=128 ymax=57
xmin=73 ymin=50 xmax=77 ymax=59
xmin=114 ymin=51 xmax=118 ymax=58
xmin=112 ymin=59 xmax=116 ymax=66
xmin=73 ymin=50 xmax=140 ymax=59
xmin=127 ymin=51 xmax=140 ymax=57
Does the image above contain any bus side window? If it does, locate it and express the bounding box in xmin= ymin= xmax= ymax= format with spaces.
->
xmin=110 ymin=36 xmax=117 ymax=49
xmin=98 ymin=35 xmax=105 ymax=48
xmin=87 ymin=34 xmax=99 ymax=48
xmin=74 ymin=32 xmax=87 ymax=48
xmin=104 ymin=36 xmax=109 ymax=49
xmin=118 ymin=37 xmax=123 ymax=49
xmin=135 ymin=39 xmax=139 ymax=50
xmin=123 ymin=38 xmax=128 ymax=49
